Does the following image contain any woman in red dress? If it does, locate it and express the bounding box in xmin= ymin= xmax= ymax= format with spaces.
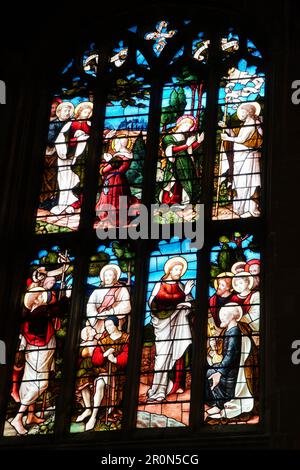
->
xmin=95 ymin=136 xmax=140 ymax=226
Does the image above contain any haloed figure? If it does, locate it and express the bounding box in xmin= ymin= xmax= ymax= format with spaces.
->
xmin=219 ymin=102 xmax=262 ymax=218
xmin=76 ymin=316 xmax=129 ymax=431
xmin=95 ymin=136 xmax=140 ymax=226
xmin=147 ymin=256 xmax=194 ymax=402
xmin=205 ymin=303 xmax=257 ymax=420
xmin=158 ymin=115 xmax=204 ymax=207
xmin=51 ymin=101 xmax=93 ymax=215
xmin=10 ymin=285 xmax=68 ymax=435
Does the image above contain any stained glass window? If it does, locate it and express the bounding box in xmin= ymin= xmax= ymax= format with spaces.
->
xmin=4 ymin=247 xmax=74 ymax=436
xmin=3 ymin=19 xmax=265 ymax=440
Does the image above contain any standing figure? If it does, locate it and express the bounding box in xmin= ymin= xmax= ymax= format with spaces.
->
xmin=51 ymin=101 xmax=93 ymax=215
xmin=10 ymin=286 xmax=69 ymax=435
xmin=157 ymin=115 xmax=204 ymax=207
xmin=95 ymin=136 xmax=140 ymax=226
xmin=219 ymin=102 xmax=262 ymax=217
xmin=41 ymin=100 xmax=74 ymax=203
xmin=86 ymin=264 xmax=131 ymax=335
xmin=81 ymin=316 xmax=129 ymax=431
xmin=10 ymin=254 xmax=70 ymax=404
xmin=147 ymin=256 xmax=194 ymax=402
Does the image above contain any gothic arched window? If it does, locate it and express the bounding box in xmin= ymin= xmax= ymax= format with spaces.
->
xmin=2 ymin=18 xmax=264 ymax=438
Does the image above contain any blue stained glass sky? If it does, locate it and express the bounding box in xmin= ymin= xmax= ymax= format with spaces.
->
xmin=162 ymin=84 xmax=207 ymax=111
xmin=218 ymin=59 xmax=265 ymax=116
xmin=144 ymin=238 xmax=197 ymax=325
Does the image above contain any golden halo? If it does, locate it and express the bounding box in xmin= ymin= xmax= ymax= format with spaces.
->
xmin=237 ymin=101 xmax=261 ymax=120
xmin=100 ymin=264 xmax=121 ymax=283
xmin=232 ymin=271 xmax=254 ymax=292
xmin=213 ymin=272 xmax=234 ymax=291
xmin=74 ymin=101 xmax=93 ymax=118
xmin=56 ymin=101 xmax=74 ymax=117
xmin=164 ymin=256 xmax=188 ymax=276
xmin=111 ymin=135 xmax=133 ymax=152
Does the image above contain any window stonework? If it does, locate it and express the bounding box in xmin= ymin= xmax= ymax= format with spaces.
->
xmin=1 ymin=17 xmax=265 ymax=442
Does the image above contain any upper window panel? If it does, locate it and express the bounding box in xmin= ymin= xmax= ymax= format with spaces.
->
xmin=155 ymin=70 xmax=206 ymax=224
xmin=34 ymin=22 xmax=265 ymax=235
xmin=36 ymin=45 xmax=96 ymax=234
xmin=213 ymin=60 xmax=265 ymax=220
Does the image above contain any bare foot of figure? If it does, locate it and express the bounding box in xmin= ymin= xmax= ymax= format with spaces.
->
xmin=85 ymin=416 xmax=97 ymax=431
xmin=10 ymin=417 xmax=28 ymax=435
xmin=26 ymin=415 xmax=45 ymax=425
xmin=76 ymin=409 xmax=92 ymax=422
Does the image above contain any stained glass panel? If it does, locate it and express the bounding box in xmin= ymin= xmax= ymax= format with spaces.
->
xmin=205 ymin=233 xmax=260 ymax=424
xmin=95 ymin=74 xmax=150 ymax=229
xmin=4 ymin=247 xmax=74 ymax=436
xmin=70 ymin=242 xmax=134 ymax=432
xmin=155 ymin=70 xmax=206 ymax=223
xmin=213 ymin=60 xmax=265 ymax=220
xmin=137 ymin=239 xmax=197 ymax=428
xmin=36 ymin=92 xmax=93 ymax=234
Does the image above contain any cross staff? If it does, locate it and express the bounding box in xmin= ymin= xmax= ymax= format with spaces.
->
xmin=214 ymin=98 xmax=229 ymax=218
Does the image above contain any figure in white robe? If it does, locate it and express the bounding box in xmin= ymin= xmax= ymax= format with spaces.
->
xmin=50 ymin=101 xmax=93 ymax=215
xmin=86 ymin=264 xmax=131 ymax=335
xmin=219 ymin=102 xmax=263 ymax=218
xmin=147 ymin=256 xmax=194 ymax=402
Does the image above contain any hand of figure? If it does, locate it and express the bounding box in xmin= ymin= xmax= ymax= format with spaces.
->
xmin=210 ymin=372 xmax=221 ymax=390
xmin=74 ymin=130 xmax=85 ymax=138
xmin=105 ymin=129 xmax=117 ymax=139
xmin=97 ymin=310 xmax=109 ymax=318
xmin=184 ymin=279 xmax=195 ymax=295
xmin=65 ymin=288 xmax=72 ymax=298
xmin=177 ymin=302 xmax=192 ymax=309
xmin=218 ymin=121 xmax=226 ymax=128
xmin=107 ymin=353 xmax=117 ymax=364
xmin=186 ymin=135 xmax=196 ymax=146
xmin=103 ymin=152 xmax=113 ymax=162
xmin=103 ymin=347 xmax=115 ymax=357
xmin=221 ymin=132 xmax=229 ymax=141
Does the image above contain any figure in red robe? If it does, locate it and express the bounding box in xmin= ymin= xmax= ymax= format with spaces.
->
xmin=95 ymin=136 xmax=140 ymax=226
